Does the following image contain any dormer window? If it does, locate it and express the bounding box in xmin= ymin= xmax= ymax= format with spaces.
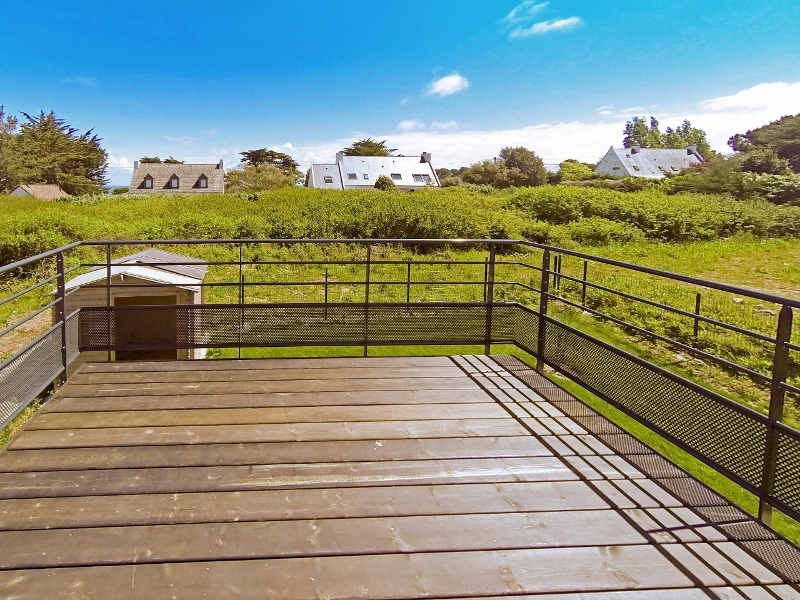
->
xmin=196 ymin=174 xmax=208 ymax=189
xmin=142 ymin=175 xmax=153 ymax=189
xmin=168 ymin=175 xmax=180 ymax=189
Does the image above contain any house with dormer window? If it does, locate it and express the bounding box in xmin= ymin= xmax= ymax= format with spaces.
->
xmin=128 ymin=160 xmax=225 ymax=194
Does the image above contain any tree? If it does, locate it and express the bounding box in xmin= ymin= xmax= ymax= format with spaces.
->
xmin=462 ymin=160 xmax=512 ymax=188
xmin=0 ymin=106 xmax=19 ymax=192
xmin=1 ymin=111 xmax=107 ymax=194
xmin=139 ymin=156 xmax=162 ymax=163
xmin=342 ymin=138 xmax=397 ymax=157
xmin=738 ymin=148 xmax=790 ymax=175
xmin=623 ymin=116 xmax=712 ymax=158
xmin=239 ymin=149 xmax=301 ymax=183
xmin=559 ymin=160 xmax=595 ymax=181
xmin=729 ymin=114 xmax=800 ymax=172
xmin=225 ymin=164 xmax=296 ymax=192
xmin=374 ymin=175 xmax=396 ymax=190
xmin=163 ymin=156 xmax=183 ymax=164
xmin=500 ymin=146 xmax=547 ymax=186
xmin=623 ymin=117 xmax=663 ymax=149
xmin=661 ymin=120 xmax=712 ymax=158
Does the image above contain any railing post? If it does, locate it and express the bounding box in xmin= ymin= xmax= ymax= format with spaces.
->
xmin=483 ymin=257 xmax=488 ymax=303
xmin=324 ymin=267 xmax=329 ymax=321
xmin=581 ymin=260 xmax=588 ymax=306
xmin=56 ymin=252 xmax=68 ymax=385
xmin=537 ymin=249 xmax=551 ymax=373
xmin=406 ymin=259 xmax=412 ymax=304
xmin=106 ymin=244 xmax=112 ymax=362
xmin=484 ymin=244 xmax=496 ymax=355
xmin=364 ymin=244 xmax=371 ymax=357
xmin=693 ymin=292 xmax=702 ymax=346
xmin=238 ymin=245 xmax=244 ymax=358
xmin=760 ymin=304 xmax=793 ymax=526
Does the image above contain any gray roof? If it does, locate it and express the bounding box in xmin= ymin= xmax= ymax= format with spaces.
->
xmin=309 ymin=156 xmax=440 ymax=190
xmin=89 ymin=249 xmax=208 ymax=280
xmin=309 ymin=164 xmax=343 ymax=189
xmin=129 ymin=163 xmax=224 ymax=194
xmin=597 ymin=147 xmax=703 ymax=179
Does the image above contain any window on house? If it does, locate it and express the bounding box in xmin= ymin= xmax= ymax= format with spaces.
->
xmin=197 ymin=175 xmax=208 ymax=188
xmin=323 ymin=176 xmax=333 ymax=184
xmin=412 ymin=174 xmax=431 ymax=183
xmin=612 ymin=166 xmax=620 ymax=171
xmin=169 ymin=175 xmax=180 ymax=189
xmin=347 ymin=173 xmax=357 ymax=180
xmin=671 ymin=166 xmax=680 ymax=172
xmin=390 ymin=173 xmax=402 ymax=180
xmin=143 ymin=176 xmax=153 ymax=189
xmin=363 ymin=174 xmax=369 ymax=180
xmin=632 ymin=165 xmax=641 ymax=171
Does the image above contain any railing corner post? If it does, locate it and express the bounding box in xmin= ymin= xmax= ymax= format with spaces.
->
xmin=484 ymin=244 xmax=496 ymax=355
xmin=536 ymin=249 xmax=551 ymax=373
xmin=759 ymin=304 xmax=793 ymax=526
xmin=56 ymin=251 xmax=67 ymax=385
xmin=364 ymin=243 xmax=371 ymax=357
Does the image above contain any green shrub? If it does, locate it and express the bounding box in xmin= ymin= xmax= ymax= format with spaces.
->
xmin=563 ymin=217 xmax=645 ymax=246
xmin=374 ymin=175 xmax=395 ymax=190
xmin=111 ymin=187 xmax=128 ymax=195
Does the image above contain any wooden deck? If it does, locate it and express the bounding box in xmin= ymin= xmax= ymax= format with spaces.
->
xmin=0 ymin=355 xmax=797 ymax=599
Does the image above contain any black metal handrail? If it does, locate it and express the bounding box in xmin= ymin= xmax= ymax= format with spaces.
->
xmin=0 ymin=237 xmax=798 ymax=531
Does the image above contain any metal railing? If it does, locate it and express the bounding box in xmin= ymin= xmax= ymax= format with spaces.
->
xmin=0 ymin=238 xmax=798 ymax=529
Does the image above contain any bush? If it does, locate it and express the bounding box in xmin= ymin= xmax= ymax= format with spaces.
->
xmin=558 ymin=160 xmax=595 ymax=181
xmin=225 ymin=164 xmax=296 ymax=192
xmin=111 ymin=187 xmax=128 ymax=195
xmin=374 ymin=175 xmax=395 ymax=190
xmin=562 ymin=217 xmax=645 ymax=245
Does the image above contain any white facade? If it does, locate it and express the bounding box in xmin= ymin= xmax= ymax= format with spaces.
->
xmin=595 ymin=146 xmax=704 ymax=179
xmin=309 ymin=153 xmax=440 ymax=190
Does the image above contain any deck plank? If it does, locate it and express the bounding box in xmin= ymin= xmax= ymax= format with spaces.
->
xmin=0 ymin=510 xmax=645 ymax=569
xmin=28 ymin=403 xmax=508 ymax=430
xmin=0 ymin=481 xmax=605 ymax=530
xmin=0 ymin=456 xmax=576 ymax=499
xmin=69 ymin=365 xmax=467 ymax=384
xmin=0 ymin=547 xmax=693 ymax=599
xmin=42 ymin=389 xmax=493 ymax=413
xmin=0 ymin=436 xmax=550 ymax=472
xmin=11 ymin=419 xmax=527 ymax=449
xmin=58 ymin=376 xmax=480 ymax=397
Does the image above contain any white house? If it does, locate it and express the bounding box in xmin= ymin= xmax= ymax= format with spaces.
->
xmin=308 ymin=153 xmax=440 ymax=190
xmin=595 ymin=146 xmax=704 ymax=179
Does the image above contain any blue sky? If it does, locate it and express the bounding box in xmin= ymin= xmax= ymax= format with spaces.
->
xmin=2 ymin=0 xmax=800 ymax=185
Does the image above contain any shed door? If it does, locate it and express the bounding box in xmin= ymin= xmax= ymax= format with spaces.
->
xmin=114 ymin=295 xmax=178 ymax=361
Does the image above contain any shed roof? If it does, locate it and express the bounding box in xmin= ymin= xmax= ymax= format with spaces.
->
xmin=66 ymin=249 xmax=208 ymax=292
xmin=309 ymin=164 xmax=343 ymax=189
xmin=606 ymin=147 xmax=702 ymax=178
xmin=11 ymin=184 xmax=68 ymax=200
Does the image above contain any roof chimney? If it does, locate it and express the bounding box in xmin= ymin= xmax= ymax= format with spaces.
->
xmin=420 ymin=152 xmax=432 ymax=163
xmin=335 ymin=152 xmax=344 ymax=163
xmin=217 ymin=159 xmax=224 ymax=169
xmin=134 ymin=160 xmax=139 ymax=170
xmin=630 ymin=145 xmax=641 ymax=154
xmin=686 ymin=145 xmax=703 ymax=160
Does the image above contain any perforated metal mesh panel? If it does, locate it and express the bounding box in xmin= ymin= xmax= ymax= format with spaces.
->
xmin=491 ymin=354 xmax=800 ymax=583
xmin=79 ymin=303 xmax=521 ymax=350
xmin=775 ymin=430 xmax=800 ymax=516
xmin=65 ymin=312 xmax=80 ymax=364
xmin=0 ymin=326 xmax=63 ymax=430
xmin=537 ymin=316 xmax=768 ymax=489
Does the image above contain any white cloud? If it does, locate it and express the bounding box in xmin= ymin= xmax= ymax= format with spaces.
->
xmin=701 ymin=81 xmax=800 ymax=116
xmin=107 ymin=155 xmax=132 ymax=170
xmin=431 ymin=121 xmax=458 ymax=130
xmin=426 ymin=73 xmax=469 ymax=97
xmin=400 ymin=98 xmax=410 ymax=104
xmin=397 ymin=119 xmax=425 ymax=131
xmin=164 ymin=135 xmax=199 ymax=146
xmin=502 ymin=1 xmax=548 ymax=23
xmin=510 ymin=16 xmax=581 ymax=37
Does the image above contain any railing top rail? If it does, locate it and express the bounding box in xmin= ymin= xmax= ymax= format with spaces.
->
xmin=2 ymin=238 xmax=798 ymax=309
xmin=0 ymin=241 xmax=81 ymax=276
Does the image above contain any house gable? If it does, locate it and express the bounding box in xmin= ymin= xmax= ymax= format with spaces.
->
xmin=129 ymin=161 xmax=224 ymax=194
